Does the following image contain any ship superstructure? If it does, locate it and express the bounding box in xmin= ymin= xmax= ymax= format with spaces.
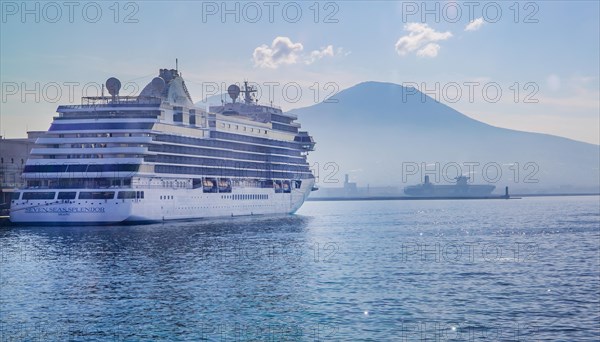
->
xmin=10 ymin=69 xmax=316 ymax=224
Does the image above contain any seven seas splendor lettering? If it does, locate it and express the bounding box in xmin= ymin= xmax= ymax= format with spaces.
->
xmin=25 ymin=207 xmax=106 ymax=213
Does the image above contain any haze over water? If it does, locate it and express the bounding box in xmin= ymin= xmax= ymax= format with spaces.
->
xmin=1 ymin=196 xmax=598 ymax=341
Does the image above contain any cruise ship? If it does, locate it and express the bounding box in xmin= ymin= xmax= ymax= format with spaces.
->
xmin=404 ymin=175 xmax=495 ymax=197
xmin=9 ymin=68 xmax=316 ymax=224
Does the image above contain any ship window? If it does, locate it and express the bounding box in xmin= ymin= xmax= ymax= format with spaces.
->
xmin=23 ymin=192 xmax=56 ymax=200
xmin=118 ymin=191 xmax=137 ymax=199
xmin=79 ymin=191 xmax=115 ymax=200
xmin=11 ymin=192 xmax=20 ymax=200
xmin=57 ymin=192 xmax=77 ymax=200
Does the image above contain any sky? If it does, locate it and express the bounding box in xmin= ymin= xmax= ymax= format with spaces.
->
xmin=1 ymin=1 xmax=599 ymax=144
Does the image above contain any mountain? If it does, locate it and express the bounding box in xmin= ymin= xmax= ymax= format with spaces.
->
xmin=289 ymin=82 xmax=600 ymax=193
xmin=194 ymin=93 xmax=227 ymax=111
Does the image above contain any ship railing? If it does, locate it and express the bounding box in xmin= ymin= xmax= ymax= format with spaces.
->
xmin=77 ymin=96 xmax=163 ymax=106
xmin=258 ymin=102 xmax=282 ymax=110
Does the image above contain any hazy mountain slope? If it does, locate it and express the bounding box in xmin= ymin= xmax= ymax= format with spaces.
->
xmin=290 ymin=82 xmax=599 ymax=191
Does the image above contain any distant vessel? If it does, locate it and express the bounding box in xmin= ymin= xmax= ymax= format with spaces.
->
xmin=404 ymin=176 xmax=495 ymax=197
xmin=9 ymin=68 xmax=316 ymax=224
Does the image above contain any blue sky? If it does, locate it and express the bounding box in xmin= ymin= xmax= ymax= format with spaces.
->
xmin=1 ymin=1 xmax=598 ymax=143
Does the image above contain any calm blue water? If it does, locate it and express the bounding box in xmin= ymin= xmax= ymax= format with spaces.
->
xmin=1 ymin=196 xmax=599 ymax=341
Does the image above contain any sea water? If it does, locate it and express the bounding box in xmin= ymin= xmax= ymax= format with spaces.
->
xmin=1 ymin=196 xmax=599 ymax=341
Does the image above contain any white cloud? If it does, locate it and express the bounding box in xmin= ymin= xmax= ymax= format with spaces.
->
xmin=465 ymin=18 xmax=485 ymax=31
xmin=395 ymin=23 xmax=453 ymax=58
xmin=253 ymin=37 xmax=304 ymax=69
xmin=253 ymin=38 xmax=340 ymax=68
xmin=547 ymin=74 xmax=561 ymax=91
xmin=337 ymin=47 xmax=351 ymax=56
xmin=306 ymin=45 xmax=334 ymax=65
xmin=416 ymin=43 xmax=441 ymax=57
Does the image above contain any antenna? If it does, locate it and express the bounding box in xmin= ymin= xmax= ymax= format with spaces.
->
xmin=105 ymin=77 xmax=121 ymax=102
xmin=176 ymin=58 xmax=178 ymax=72
xmin=241 ymin=81 xmax=257 ymax=104
xmin=227 ymin=84 xmax=241 ymax=103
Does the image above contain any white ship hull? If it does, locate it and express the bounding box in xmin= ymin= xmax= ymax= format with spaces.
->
xmin=10 ymin=179 xmax=314 ymax=224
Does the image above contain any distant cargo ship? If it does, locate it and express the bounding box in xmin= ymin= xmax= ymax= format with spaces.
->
xmin=404 ymin=176 xmax=495 ymax=197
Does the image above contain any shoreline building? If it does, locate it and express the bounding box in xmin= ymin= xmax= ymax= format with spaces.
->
xmin=0 ymin=132 xmax=42 ymax=208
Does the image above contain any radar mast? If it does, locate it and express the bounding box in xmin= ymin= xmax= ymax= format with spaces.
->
xmin=241 ymin=81 xmax=257 ymax=104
